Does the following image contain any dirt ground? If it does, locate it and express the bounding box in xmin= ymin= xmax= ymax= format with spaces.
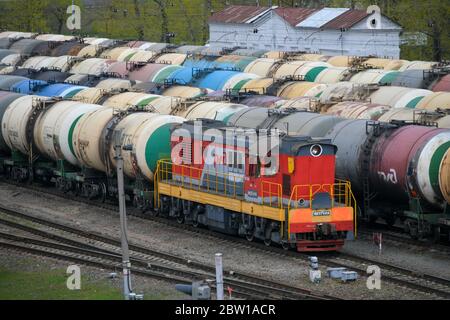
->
xmin=0 ymin=182 xmax=449 ymax=300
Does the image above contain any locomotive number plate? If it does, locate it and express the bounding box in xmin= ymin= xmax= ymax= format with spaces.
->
xmin=312 ymin=210 xmax=331 ymax=217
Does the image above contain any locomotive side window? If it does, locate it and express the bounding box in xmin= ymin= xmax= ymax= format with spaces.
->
xmin=227 ymin=149 xmax=245 ymax=171
xmin=248 ymin=162 xmax=261 ymax=178
xmin=236 ymin=151 xmax=244 ymax=171
xmin=226 ymin=150 xmax=233 ymax=168
xmin=261 ymin=151 xmax=277 ymax=177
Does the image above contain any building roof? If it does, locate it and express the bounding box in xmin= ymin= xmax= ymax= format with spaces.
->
xmin=297 ymin=8 xmax=350 ymax=28
xmin=209 ymin=5 xmax=271 ymax=24
xmin=273 ymin=7 xmax=319 ymax=27
xmin=321 ymin=9 xmax=369 ymax=29
xmin=209 ymin=5 xmax=397 ymax=30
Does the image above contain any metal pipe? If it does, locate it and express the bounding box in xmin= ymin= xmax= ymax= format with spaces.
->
xmin=215 ymin=253 xmax=224 ymax=300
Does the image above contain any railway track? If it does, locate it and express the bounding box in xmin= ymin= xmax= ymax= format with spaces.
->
xmin=318 ymin=252 xmax=450 ymax=299
xmin=0 ymin=203 xmax=335 ymax=300
xmin=1 ymin=180 xmax=450 ymax=299
xmin=357 ymin=228 xmax=450 ymax=255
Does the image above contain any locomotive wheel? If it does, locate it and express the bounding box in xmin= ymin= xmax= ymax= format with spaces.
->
xmin=264 ymin=226 xmax=272 ymax=246
xmin=281 ymin=242 xmax=290 ymax=251
xmin=151 ymin=207 xmax=160 ymax=217
xmin=176 ymin=215 xmax=185 ymax=224
xmin=245 ymin=233 xmax=254 ymax=242
xmin=192 ymin=216 xmax=199 ymax=228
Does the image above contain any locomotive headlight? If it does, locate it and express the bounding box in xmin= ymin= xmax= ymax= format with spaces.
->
xmin=310 ymin=145 xmax=323 ymax=157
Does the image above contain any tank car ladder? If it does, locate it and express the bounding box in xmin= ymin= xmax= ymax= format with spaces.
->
xmin=360 ymin=121 xmax=386 ymax=222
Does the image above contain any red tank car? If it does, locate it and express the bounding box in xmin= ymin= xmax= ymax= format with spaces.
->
xmin=155 ymin=119 xmax=356 ymax=252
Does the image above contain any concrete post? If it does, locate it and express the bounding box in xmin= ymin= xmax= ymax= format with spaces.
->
xmin=215 ymin=253 xmax=224 ymax=300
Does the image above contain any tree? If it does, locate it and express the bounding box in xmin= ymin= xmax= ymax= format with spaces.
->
xmin=153 ymin=0 xmax=170 ymax=42
xmin=0 ymin=0 xmax=50 ymax=33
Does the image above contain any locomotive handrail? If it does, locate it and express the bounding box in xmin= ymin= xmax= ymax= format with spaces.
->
xmin=287 ymin=182 xmax=357 ymax=237
xmin=156 ymin=159 xmax=240 ymax=200
xmin=261 ymin=181 xmax=283 ymax=209
xmin=287 ymin=182 xmax=353 ymax=210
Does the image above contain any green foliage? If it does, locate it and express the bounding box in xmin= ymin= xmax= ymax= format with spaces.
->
xmin=0 ymin=0 xmax=50 ymax=33
xmin=0 ymin=0 xmax=448 ymax=60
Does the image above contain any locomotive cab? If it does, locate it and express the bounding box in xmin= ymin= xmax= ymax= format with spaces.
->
xmin=244 ymin=135 xmax=338 ymax=208
xmin=244 ymin=135 xmax=354 ymax=251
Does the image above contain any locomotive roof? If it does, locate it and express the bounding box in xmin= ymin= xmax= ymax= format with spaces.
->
xmin=172 ymin=120 xmax=337 ymax=156
xmin=281 ymin=135 xmax=336 ymax=156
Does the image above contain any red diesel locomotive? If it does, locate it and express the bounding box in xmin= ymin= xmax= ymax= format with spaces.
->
xmin=155 ymin=119 xmax=356 ymax=251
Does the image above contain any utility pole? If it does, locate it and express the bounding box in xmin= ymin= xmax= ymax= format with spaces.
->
xmin=114 ymin=133 xmax=134 ymax=301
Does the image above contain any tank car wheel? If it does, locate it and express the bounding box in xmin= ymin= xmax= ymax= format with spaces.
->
xmin=99 ymin=183 xmax=107 ymax=203
xmin=405 ymin=219 xmax=418 ymax=240
xmin=384 ymin=216 xmax=396 ymax=227
xmin=133 ymin=196 xmax=141 ymax=209
xmin=133 ymin=195 xmax=146 ymax=212
xmin=74 ymin=183 xmax=82 ymax=197
xmin=368 ymin=215 xmax=378 ymax=225
xmin=83 ymin=184 xmax=93 ymax=199
xmin=4 ymin=167 xmax=11 ymax=180
xmin=432 ymin=226 xmax=441 ymax=244
xmin=63 ymin=181 xmax=72 ymax=194
xmin=408 ymin=228 xmax=419 ymax=240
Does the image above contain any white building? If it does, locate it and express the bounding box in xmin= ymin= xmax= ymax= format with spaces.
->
xmin=208 ymin=5 xmax=403 ymax=59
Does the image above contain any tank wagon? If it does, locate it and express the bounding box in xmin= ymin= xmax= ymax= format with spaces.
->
xmin=0 ymin=92 xmax=356 ymax=252
xmin=0 ymin=96 xmax=185 ymax=201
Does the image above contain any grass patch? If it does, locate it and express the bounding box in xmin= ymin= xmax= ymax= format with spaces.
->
xmin=0 ymin=267 xmax=123 ymax=300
